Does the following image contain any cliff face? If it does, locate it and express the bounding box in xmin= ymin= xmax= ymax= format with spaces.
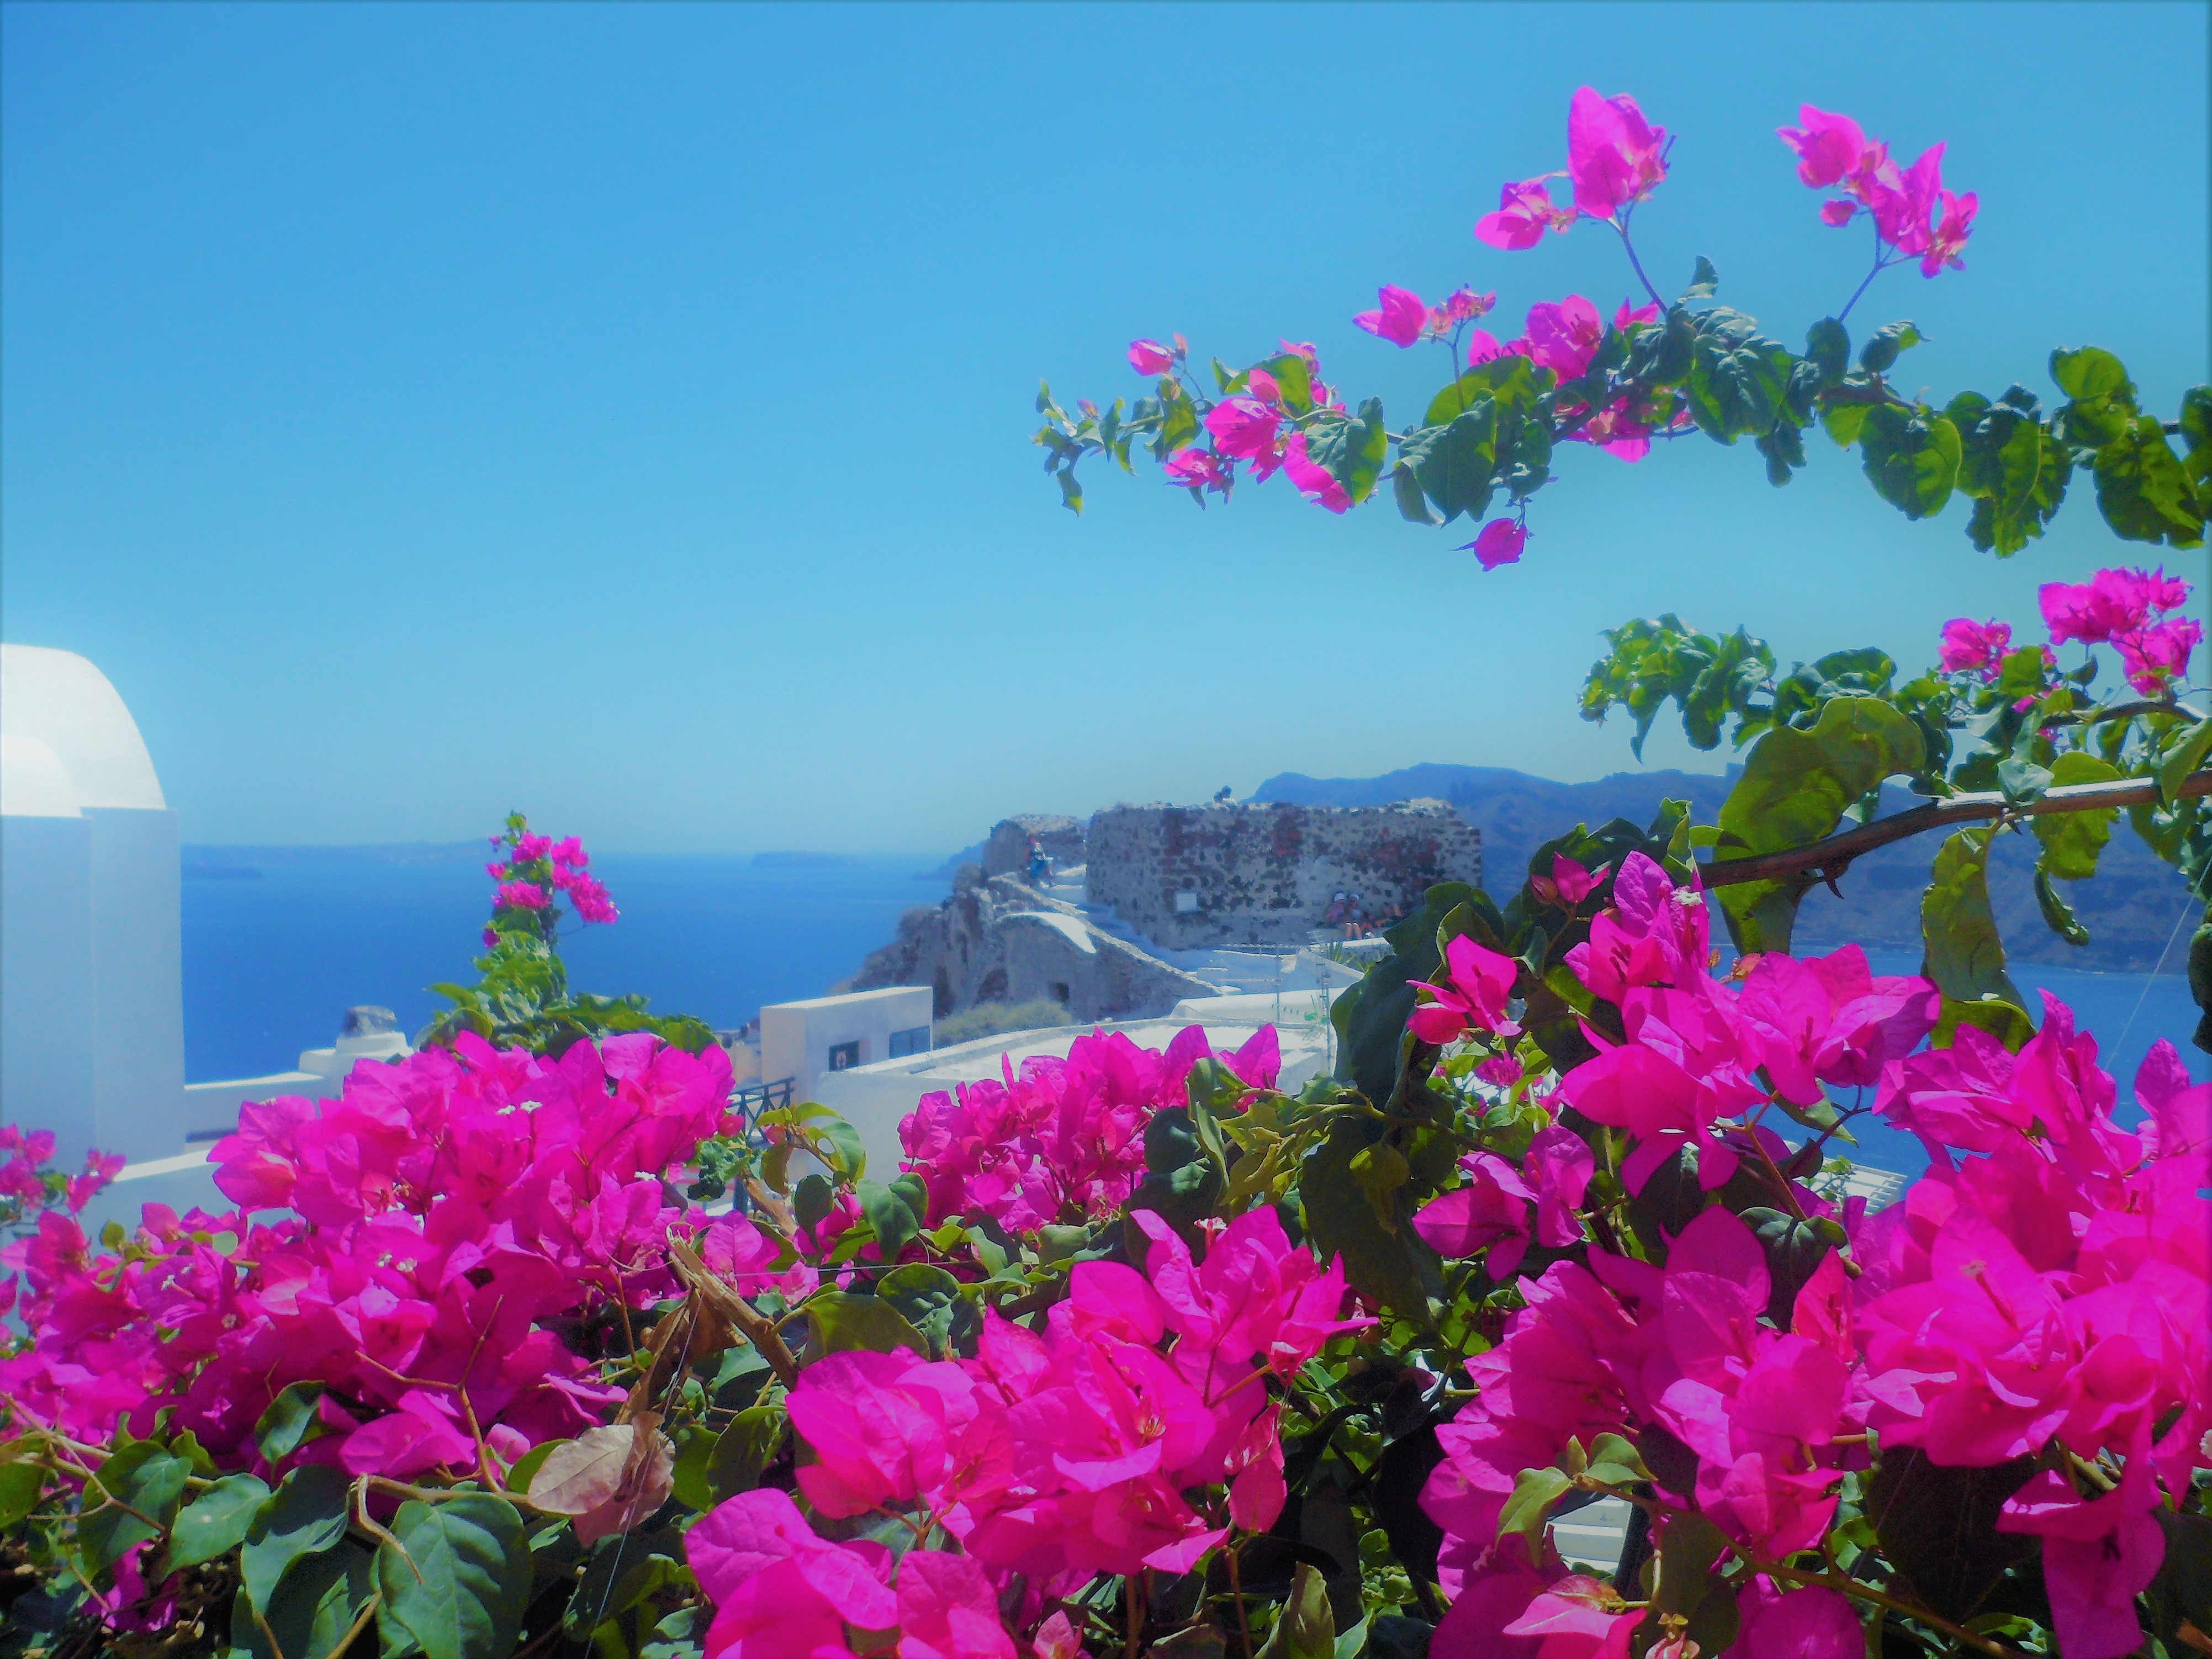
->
xmin=1086 ymin=800 xmax=1482 ymax=948
xmin=847 ymin=874 xmax=1213 ymax=1022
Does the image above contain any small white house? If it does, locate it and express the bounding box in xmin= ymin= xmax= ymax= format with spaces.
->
xmin=1 ymin=645 xmax=184 ymax=1169
xmin=759 ymin=986 xmax=933 ymax=1105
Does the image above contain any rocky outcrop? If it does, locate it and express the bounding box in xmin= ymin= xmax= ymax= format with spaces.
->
xmin=848 ymin=874 xmax=1213 ymax=1022
xmin=1086 ymin=799 xmax=1482 ymax=948
xmin=982 ymin=815 xmax=1086 ymax=878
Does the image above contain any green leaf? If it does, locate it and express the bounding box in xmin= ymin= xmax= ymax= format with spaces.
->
xmin=1949 ymin=393 xmax=2056 ymax=557
xmin=795 ymin=1290 xmax=928 ymax=1361
xmin=1755 ymin=418 xmax=1806 ymax=487
xmin=2050 ymin=344 xmax=2131 ymax=401
xmin=707 ymin=1404 xmax=787 ymax=1502
xmin=1398 ymin=403 xmax=1499 ymax=524
xmin=2033 ymin=752 xmax=2123 ymax=880
xmin=375 ymin=1495 xmax=531 ymax=1659
xmin=875 ymin=1262 xmax=975 ymax=1359
xmin=255 ymin=1380 xmax=328 ymax=1463
xmin=816 ymin=1118 xmax=867 ymax=1181
xmin=1819 ymin=398 xmax=1871 ymax=448
xmin=1348 ymin=1141 xmax=1411 ymax=1232
xmin=669 ymin=1423 xmax=719 ymax=1513
xmin=1424 ymin=355 xmax=1548 ymax=426
xmin=1741 ymin=1207 xmax=1830 ymax=1325
xmin=1680 ymin=256 xmax=1719 ymax=300
xmin=170 ymin=1473 xmax=272 ymax=1573
xmin=2158 ymin=717 xmax=2212 ymax=806
xmin=1499 ymin=1466 xmax=1572 ymax=1552
xmin=1650 ymin=1508 xmax=1738 ymax=1656
xmin=1711 ymin=696 xmax=1925 ymax=953
xmin=1859 ymin=403 xmax=1961 ymax=520
xmin=1255 ymin=1562 xmax=1336 ymax=1659
xmin=792 ymin=1173 xmax=835 ymax=1234
xmin=230 ymin=1541 xmax=376 ymax=1659
xmin=1583 ymin=1433 xmax=1650 ymax=1489
xmin=1857 ymin=320 xmax=1922 ymax=373
xmin=2093 ymin=416 xmax=2204 ymax=547
xmin=1687 ymin=329 xmax=1793 ymax=443
xmin=1259 ymin=352 xmax=1316 ymax=416
xmin=1056 ymin=468 xmax=1082 ymax=515
xmin=2147 ymin=1510 xmax=2212 ymax=1658
xmin=1302 ymin=1118 xmax=1443 ymax=1322
xmin=1804 ymin=319 xmax=1848 ymax=388
xmin=1305 ymin=397 xmax=1390 ymax=506
xmin=1390 ymin=461 xmax=1442 ymax=525
xmin=1865 ymin=1450 xmax=2036 ymax=1623
xmin=0 ymin=1460 xmax=43 ymax=1531
xmin=855 ymin=1179 xmax=920 ymax=1263
xmin=2034 ymin=868 xmax=2091 ymax=948
xmin=1921 ymin=827 xmax=2031 ymax=1038
xmin=78 ymin=1441 xmax=192 ymax=1577
xmin=241 ymin=1463 xmax=351 ymax=1616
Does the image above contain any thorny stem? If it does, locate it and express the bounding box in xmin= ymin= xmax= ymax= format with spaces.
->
xmin=320 ymin=1593 xmax=383 ymax=1659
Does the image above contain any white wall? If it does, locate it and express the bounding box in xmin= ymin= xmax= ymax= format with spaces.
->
xmin=1 ymin=645 xmax=186 ymax=1165
xmin=760 ymin=985 xmax=933 ymax=1102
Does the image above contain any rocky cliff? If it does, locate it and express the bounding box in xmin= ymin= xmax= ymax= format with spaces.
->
xmin=846 ymin=872 xmax=1213 ymax=1022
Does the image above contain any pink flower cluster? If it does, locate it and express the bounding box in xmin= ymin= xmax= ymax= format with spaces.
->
xmin=694 ymin=1206 xmax=1362 ymax=1659
xmin=1352 ymin=284 xmax=1496 ymax=348
xmin=898 ymin=1026 xmax=1279 ymax=1234
xmin=2041 ymin=566 xmax=2198 ymax=694
xmin=1181 ymin=345 xmax=1349 ymax=511
xmin=1776 ymin=105 xmax=1975 ymax=277
xmin=489 ymin=824 xmax=619 ymax=926
xmin=0 ymin=1033 xmax=732 ymax=1480
xmin=1474 ymin=88 xmax=1669 ymax=249
xmin=1412 ymin=852 xmax=2209 ymax=1659
xmin=1465 ymin=294 xmax=1674 ymax=466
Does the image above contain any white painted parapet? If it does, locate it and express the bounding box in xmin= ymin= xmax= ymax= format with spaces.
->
xmin=760 ymin=986 xmax=934 ymax=1106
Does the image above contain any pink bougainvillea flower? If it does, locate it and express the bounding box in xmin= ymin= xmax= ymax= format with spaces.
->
xmin=1777 ymin=105 xmax=1871 ymax=189
xmin=1280 ymin=432 xmax=1351 ymax=513
xmin=1567 ymin=87 xmax=1668 ymax=220
xmin=1245 ymin=367 xmax=1282 ymax=405
xmin=1435 ymin=287 xmax=1496 ymax=327
xmin=1204 ymin=398 xmax=1280 ymax=468
xmin=1523 ymin=1125 xmax=1592 ymax=1251
xmin=1475 ymin=176 xmax=1577 ymax=250
xmin=1353 ymin=285 xmax=1428 ymax=347
xmin=1733 ymin=1584 xmax=1862 ymax=1659
xmin=1407 ymin=934 xmax=1522 ymax=1045
xmin=1819 ymin=199 xmax=1859 ymax=227
xmin=1500 ymin=1577 xmax=1638 ymax=1659
xmin=496 ymin=880 xmax=549 ymax=911
xmin=1465 ymin=519 xmax=1526 ymax=570
xmin=1163 ymin=448 xmax=1230 ymax=496
xmin=2116 ymin=615 xmax=2201 ymax=694
xmin=1529 ymin=853 xmax=1600 ymax=910
xmin=1997 ymin=1457 xmax=2166 ymax=1659
xmin=1475 ymin=1053 xmax=1524 ymax=1087
xmin=1861 ymin=141 xmax=1946 ymax=256
xmin=1466 ymin=329 xmax=1505 ymax=367
xmin=1922 ymin=188 xmax=1977 ymax=275
xmin=1517 ymin=297 xmax=1605 ymax=379
xmin=550 ymin=835 xmax=588 ymax=868
xmin=896 ymin=1550 xmax=1018 ymax=1659
xmin=1412 ymin=1152 xmax=1535 ymax=1277
xmin=512 ymin=833 xmax=553 ymax=862
xmin=1939 ymin=616 xmax=2011 ymax=675
xmin=1128 ymin=339 xmax=1176 ymax=376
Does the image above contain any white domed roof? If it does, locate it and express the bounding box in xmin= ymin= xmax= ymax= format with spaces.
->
xmin=0 ymin=644 xmax=165 ymax=811
xmin=0 ymin=733 xmax=83 ymax=818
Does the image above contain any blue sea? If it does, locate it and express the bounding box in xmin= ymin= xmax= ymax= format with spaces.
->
xmin=183 ymin=852 xmax=2205 ymax=1184
xmin=182 ymin=850 xmax=951 ymax=1081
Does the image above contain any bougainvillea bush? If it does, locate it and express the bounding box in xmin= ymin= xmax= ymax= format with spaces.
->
xmin=5 ymin=87 xmax=2210 ymax=1659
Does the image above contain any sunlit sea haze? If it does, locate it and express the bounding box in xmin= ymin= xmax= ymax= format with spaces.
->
xmin=184 ymin=852 xmax=2204 ymax=1186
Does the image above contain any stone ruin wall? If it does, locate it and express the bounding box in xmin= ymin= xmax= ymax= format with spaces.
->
xmin=1084 ymin=800 xmax=1482 ymax=948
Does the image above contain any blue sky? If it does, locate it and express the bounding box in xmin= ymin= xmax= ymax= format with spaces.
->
xmin=3 ymin=2 xmax=2205 ymax=853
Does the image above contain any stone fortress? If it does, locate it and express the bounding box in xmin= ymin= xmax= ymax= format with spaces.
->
xmin=848 ymin=799 xmax=1482 ymax=1024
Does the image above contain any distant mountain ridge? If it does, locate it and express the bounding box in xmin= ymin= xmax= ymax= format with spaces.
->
xmin=1252 ymin=763 xmax=2195 ymax=975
